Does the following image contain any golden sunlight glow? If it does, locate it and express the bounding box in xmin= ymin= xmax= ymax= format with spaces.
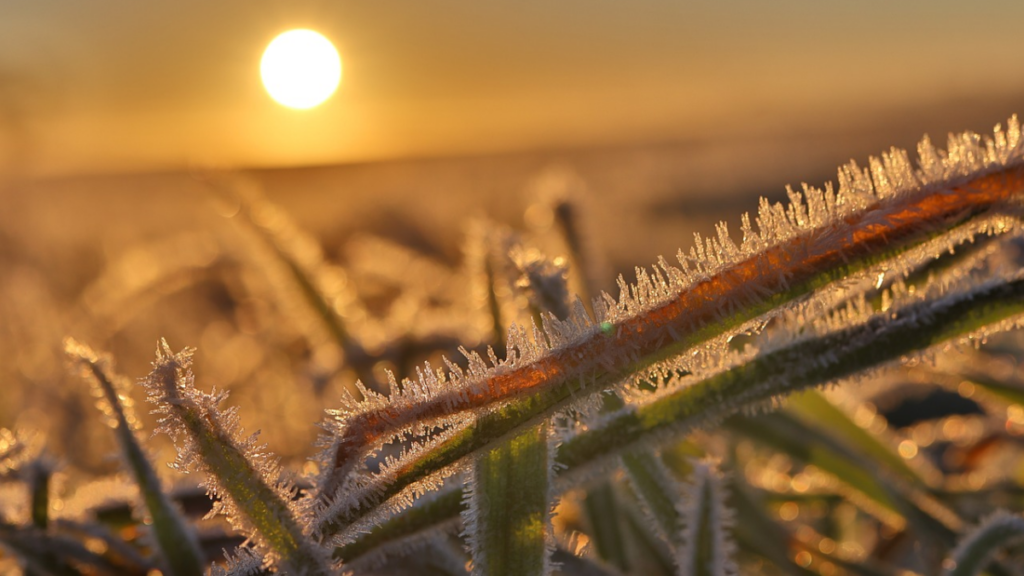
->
xmin=260 ymin=29 xmax=342 ymax=110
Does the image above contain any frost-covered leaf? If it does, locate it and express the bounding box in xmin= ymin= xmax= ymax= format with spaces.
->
xmin=620 ymin=450 xmax=680 ymax=549
xmin=315 ymin=118 xmax=1024 ymax=542
xmin=65 ymin=338 xmax=205 ymax=576
xmin=557 ymin=273 xmax=1024 ymax=483
xmin=676 ymin=460 xmax=736 ymax=576
xmin=142 ymin=339 xmax=331 ymax=575
xmin=330 ymin=272 xmax=1024 ymax=571
xmin=463 ymin=422 xmax=553 ymax=576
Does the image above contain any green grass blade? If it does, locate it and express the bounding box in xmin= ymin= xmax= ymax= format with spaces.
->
xmin=725 ymin=412 xmax=958 ymax=548
xmin=676 ymin=460 xmax=737 ymax=576
xmin=65 ymin=339 xmax=205 ymax=576
xmin=334 ymin=275 xmax=1024 ymax=556
xmin=581 ymin=483 xmax=630 ymax=572
xmin=464 ymin=422 xmax=552 ymax=576
xmin=784 ymin=389 xmax=929 ymax=489
xmin=557 ymin=275 xmax=1024 ymax=480
xmin=620 ymin=450 xmax=681 ymax=547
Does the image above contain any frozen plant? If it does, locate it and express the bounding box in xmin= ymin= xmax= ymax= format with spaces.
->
xmin=4 ymin=117 xmax=1024 ymax=574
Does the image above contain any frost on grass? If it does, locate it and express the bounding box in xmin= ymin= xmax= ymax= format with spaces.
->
xmin=142 ymin=339 xmax=331 ymax=575
xmin=676 ymin=460 xmax=736 ymax=576
xmin=8 ymin=117 xmax=1023 ymax=575
xmin=210 ymin=546 xmax=267 ymax=576
xmin=308 ymin=118 xmax=1024 ymax=543
xmin=462 ymin=423 xmax=554 ymax=576
xmin=65 ymin=338 xmax=205 ymax=576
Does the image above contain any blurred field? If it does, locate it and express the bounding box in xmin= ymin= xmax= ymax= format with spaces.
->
xmin=1 ymin=95 xmax=1021 ymax=479
xmin=2 ymin=0 xmax=1024 ymax=516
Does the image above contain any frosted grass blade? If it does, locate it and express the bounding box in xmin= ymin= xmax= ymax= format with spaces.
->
xmin=676 ymin=460 xmax=737 ymax=576
xmin=142 ymin=340 xmax=331 ymax=575
xmin=65 ymin=339 xmax=205 ymax=576
xmin=326 ymin=272 xmax=1024 ymax=546
xmin=463 ymin=423 xmax=552 ymax=576
xmin=557 ymin=275 xmax=1024 ymax=480
xmin=620 ymin=450 xmax=680 ymax=548
xmin=320 ymin=120 xmax=1024 ymax=536
xmin=335 ymin=273 xmax=1024 ymax=566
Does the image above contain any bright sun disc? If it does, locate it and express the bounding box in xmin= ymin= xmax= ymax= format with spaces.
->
xmin=261 ymin=29 xmax=342 ymax=110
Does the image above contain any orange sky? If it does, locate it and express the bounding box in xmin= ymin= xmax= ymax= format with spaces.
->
xmin=1 ymin=1 xmax=1023 ymax=178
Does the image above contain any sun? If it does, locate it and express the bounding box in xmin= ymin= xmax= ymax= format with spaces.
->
xmin=260 ymin=29 xmax=342 ymax=110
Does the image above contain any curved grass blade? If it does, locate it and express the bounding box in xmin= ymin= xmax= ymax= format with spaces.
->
xmin=944 ymin=511 xmax=1024 ymax=576
xmin=318 ymin=120 xmax=1024 ymax=538
xmin=64 ymin=339 xmax=204 ymax=576
xmin=331 ymin=273 xmax=1024 ymax=551
xmin=556 ymin=275 xmax=1024 ymax=482
xmin=677 ymin=460 xmax=737 ymax=576
xmin=143 ymin=339 xmax=331 ymax=575
xmin=725 ymin=412 xmax=958 ymax=560
xmin=784 ymin=389 xmax=932 ymax=489
xmin=463 ymin=422 xmax=552 ymax=576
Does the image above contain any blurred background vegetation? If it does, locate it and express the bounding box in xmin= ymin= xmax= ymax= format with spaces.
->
xmin=2 ymin=2 xmax=1024 ymax=572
